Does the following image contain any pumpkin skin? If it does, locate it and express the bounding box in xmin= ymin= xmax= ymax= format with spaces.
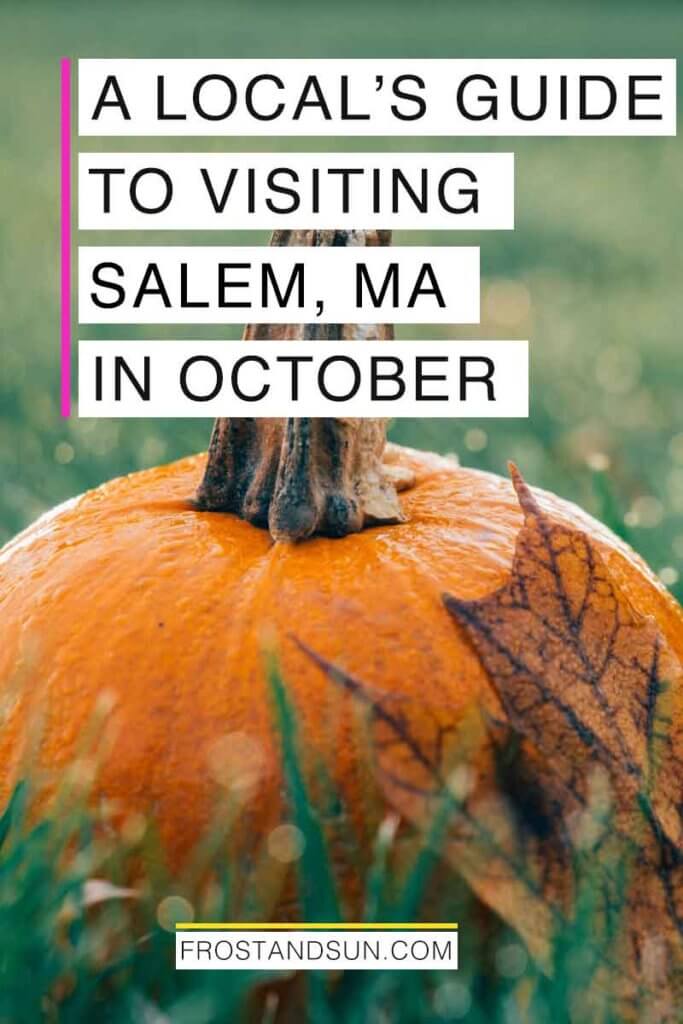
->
xmin=0 ymin=444 xmax=681 ymax=886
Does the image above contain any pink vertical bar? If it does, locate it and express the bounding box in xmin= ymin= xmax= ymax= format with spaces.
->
xmin=60 ymin=57 xmax=72 ymax=417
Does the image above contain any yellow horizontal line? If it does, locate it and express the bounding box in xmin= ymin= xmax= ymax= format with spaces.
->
xmin=176 ymin=923 xmax=458 ymax=931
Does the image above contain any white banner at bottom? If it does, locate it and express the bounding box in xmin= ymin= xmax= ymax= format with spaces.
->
xmin=176 ymin=926 xmax=459 ymax=970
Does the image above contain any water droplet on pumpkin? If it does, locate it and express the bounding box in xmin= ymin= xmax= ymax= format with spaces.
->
xmin=121 ymin=811 xmax=147 ymax=846
xmin=98 ymin=797 xmax=123 ymax=821
xmin=206 ymin=732 xmax=267 ymax=796
xmin=267 ymin=824 xmax=305 ymax=863
xmin=66 ymin=757 xmax=97 ymax=792
xmin=447 ymin=764 xmax=475 ymax=801
xmin=157 ymin=895 xmax=194 ymax=932
xmin=94 ymin=689 xmax=118 ymax=717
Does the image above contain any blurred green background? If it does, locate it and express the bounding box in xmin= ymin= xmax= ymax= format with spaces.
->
xmin=1 ymin=1 xmax=681 ymax=601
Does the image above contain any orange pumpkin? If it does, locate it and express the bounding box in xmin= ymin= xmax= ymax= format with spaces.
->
xmin=1 ymin=440 xmax=680 ymax=856
xmin=0 ymin=232 xmax=681 ymax=938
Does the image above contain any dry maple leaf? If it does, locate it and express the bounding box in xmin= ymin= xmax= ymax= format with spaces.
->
xmin=443 ymin=465 xmax=683 ymax=1017
xmin=445 ymin=465 xmax=683 ymax=850
xmin=296 ymin=466 xmax=683 ymax=1021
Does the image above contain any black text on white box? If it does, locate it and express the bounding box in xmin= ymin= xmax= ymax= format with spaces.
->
xmin=78 ymin=59 xmax=676 ymax=137
xmin=78 ymin=153 xmax=514 ymax=231
xmin=77 ymin=340 xmax=529 ymax=418
xmin=78 ymin=246 xmax=480 ymax=325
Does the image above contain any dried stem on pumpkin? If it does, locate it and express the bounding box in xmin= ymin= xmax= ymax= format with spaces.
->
xmin=196 ymin=230 xmax=414 ymax=542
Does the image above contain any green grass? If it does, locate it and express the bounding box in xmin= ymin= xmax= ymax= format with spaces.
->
xmin=0 ymin=663 xmax=639 ymax=1024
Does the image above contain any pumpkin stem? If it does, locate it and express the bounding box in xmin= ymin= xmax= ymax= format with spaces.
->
xmin=196 ymin=229 xmax=415 ymax=542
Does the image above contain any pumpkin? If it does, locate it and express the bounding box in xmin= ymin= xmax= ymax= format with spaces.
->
xmin=0 ymin=440 xmax=669 ymax=830
xmin=0 ymin=231 xmax=681 ymax=970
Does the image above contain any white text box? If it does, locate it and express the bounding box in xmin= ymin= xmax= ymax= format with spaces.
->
xmin=78 ymin=339 xmax=529 ymax=418
xmin=176 ymin=929 xmax=458 ymax=971
xmin=78 ymin=152 xmax=514 ymax=230
xmin=78 ymin=246 xmax=480 ymax=324
xmin=78 ymin=59 xmax=676 ymax=136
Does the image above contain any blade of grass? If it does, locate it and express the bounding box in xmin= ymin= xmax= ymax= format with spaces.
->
xmin=266 ymin=654 xmax=340 ymax=926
